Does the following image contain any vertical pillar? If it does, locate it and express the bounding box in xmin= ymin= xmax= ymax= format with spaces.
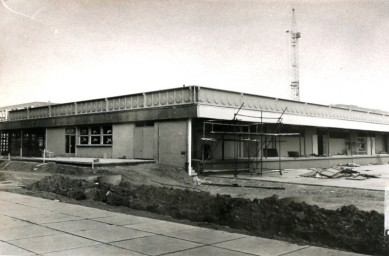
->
xmin=299 ymin=131 xmax=301 ymax=157
xmin=45 ymin=128 xmax=48 ymax=154
xmin=327 ymin=129 xmax=330 ymax=156
xmin=187 ymin=118 xmax=193 ymax=175
xmin=221 ymin=134 xmax=225 ymax=160
xmin=20 ymin=130 xmax=23 ymax=157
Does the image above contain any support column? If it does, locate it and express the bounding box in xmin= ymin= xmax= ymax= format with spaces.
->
xmin=20 ymin=130 xmax=23 ymax=157
xmin=187 ymin=118 xmax=193 ymax=176
xmin=327 ymin=129 xmax=330 ymax=156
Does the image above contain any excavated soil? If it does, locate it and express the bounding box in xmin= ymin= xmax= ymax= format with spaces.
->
xmin=29 ymin=174 xmax=389 ymax=255
xmin=2 ymin=160 xmax=389 ymax=254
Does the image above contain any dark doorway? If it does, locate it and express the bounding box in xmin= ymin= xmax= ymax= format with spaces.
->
xmin=9 ymin=131 xmax=21 ymax=156
xmin=66 ymin=135 xmax=76 ymax=154
xmin=22 ymin=129 xmax=45 ymax=157
xmin=318 ymin=135 xmax=324 ymax=155
xmin=65 ymin=127 xmax=76 ymax=155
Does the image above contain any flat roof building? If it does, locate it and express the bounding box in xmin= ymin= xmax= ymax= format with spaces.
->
xmin=0 ymin=102 xmax=52 ymax=122
xmin=1 ymin=86 xmax=388 ymax=175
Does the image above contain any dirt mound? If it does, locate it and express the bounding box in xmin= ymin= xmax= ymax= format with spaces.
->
xmin=29 ymin=175 xmax=97 ymax=200
xmin=28 ymin=175 xmax=389 ymax=255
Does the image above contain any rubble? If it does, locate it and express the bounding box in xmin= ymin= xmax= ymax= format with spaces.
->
xmin=301 ymin=166 xmax=380 ymax=180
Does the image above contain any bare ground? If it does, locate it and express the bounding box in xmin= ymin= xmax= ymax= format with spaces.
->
xmin=1 ymin=160 xmax=388 ymax=254
xmin=0 ymin=160 xmax=384 ymax=213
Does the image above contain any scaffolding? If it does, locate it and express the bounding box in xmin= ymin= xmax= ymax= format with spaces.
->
xmin=199 ymin=108 xmax=299 ymax=175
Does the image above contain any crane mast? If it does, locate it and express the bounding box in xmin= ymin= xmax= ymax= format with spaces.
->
xmin=288 ymin=9 xmax=301 ymax=101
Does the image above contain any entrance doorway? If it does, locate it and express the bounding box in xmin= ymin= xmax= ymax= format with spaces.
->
xmin=65 ymin=128 xmax=76 ymax=155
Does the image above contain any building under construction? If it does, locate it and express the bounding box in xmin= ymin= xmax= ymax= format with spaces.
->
xmin=1 ymin=86 xmax=389 ymax=175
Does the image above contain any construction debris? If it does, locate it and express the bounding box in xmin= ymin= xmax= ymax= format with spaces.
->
xmin=341 ymin=163 xmax=361 ymax=167
xmin=301 ymin=166 xmax=380 ymax=180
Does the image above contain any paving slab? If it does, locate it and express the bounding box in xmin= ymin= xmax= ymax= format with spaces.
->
xmin=0 ymin=191 xmax=34 ymax=200
xmin=0 ymin=224 xmax=60 ymax=241
xmin=67 ymin=208 xmax=120 ymax=218
xmin=167 ymin=227 xmax=246 ymax=244
xmin=0 ymin=200 xmax=15 ymax=205
xmin=0 ymin=241 xmax=36 ymax=255
xmin=19 ymin=200 xmax=67 ymax=210
xmin=46 ymin=203 xmax=100 ymax=214
xmin=17 ymin=212 xmax=83 ymax=224
xmin=92 ymin=214 xmax=151 ymax=226
xmin=111 ymin=235 xmax=201 ymax=255
xmin=0 ymin=204 xmax=51 ymax=217
xmin=125 ymin=219 xmax=197 ymax=234
xmin=44 ymin=219 xmax=113 ymax=232
xmin=10 ymin=196 xmax=54 ymax=203
xmin=0 ymin=191 xmax=370 ymax=256
xmin=73 ymin=225 xmax=154 ymax=243
xmin=0 ymin=215 xmax=31 ymax=228
xmin=7 ymin=233 xmax=99 ymax=254
xmin=283 ymin=246 xmax=368 ymax=256
xmin=164 ymin=245 xmax=254 ymax=256
xmin=42 ymin=244 xmax=145 ymax=256
xmin=215 ymin=236 xmax=308 ymax=256
xmin=47 ymin=203 xmax=119 ymax=218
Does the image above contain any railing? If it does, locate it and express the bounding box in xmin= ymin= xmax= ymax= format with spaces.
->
xmin=196 ymin=87 xmax=389 ymax=125
xmin=7 ymin=87 xmax=196 ymax=121
xmin=6 ymin=86 xmax=389 ymax=125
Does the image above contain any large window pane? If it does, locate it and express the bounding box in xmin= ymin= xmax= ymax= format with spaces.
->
xmin=91 ymin=136 xmax=101 ymax=144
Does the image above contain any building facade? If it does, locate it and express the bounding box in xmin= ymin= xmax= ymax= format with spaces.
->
xmin=1 ymin=87 xmax=389 ymax=174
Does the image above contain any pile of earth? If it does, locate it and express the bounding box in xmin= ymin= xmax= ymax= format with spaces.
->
xmin=28 ymin=174 xmax=389 ymax=255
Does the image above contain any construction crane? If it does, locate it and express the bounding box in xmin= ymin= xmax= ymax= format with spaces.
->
xmin=286 ymin=9 xmax=301 ymax=101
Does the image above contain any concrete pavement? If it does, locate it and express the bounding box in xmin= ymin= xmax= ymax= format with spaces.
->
xmin=0 ymin=191 xmax=368 ymax=256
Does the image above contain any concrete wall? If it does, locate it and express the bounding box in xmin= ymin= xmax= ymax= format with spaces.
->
xmin=76 ymin=146 xmax=112 ymax=158
xmin=304 ymin=127 xmax=316 ymax=155
xmin=329 ymin=138 xmax=347 ymax=155
xmin=112 ymin=123 xmax=135 ymax=159
xmin=375 ymin=133 xmax=384 ymax=153
xmin=158 ymin=120 xmax=187 ymax=166
xmin=278 ymin=137 xmax=300 ymax=157
xmin=46 ymin=128 xmax=66 ymax=156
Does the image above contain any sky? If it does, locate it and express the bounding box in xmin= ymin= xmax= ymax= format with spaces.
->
xmin=1 ymin=0 xmax=389 ymax=111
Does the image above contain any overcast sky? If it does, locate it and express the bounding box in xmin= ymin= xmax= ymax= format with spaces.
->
xmin=1 ymin=0 xmax=389 ymax=111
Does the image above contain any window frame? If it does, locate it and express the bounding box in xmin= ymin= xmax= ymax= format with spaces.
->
xmin=77 ymin=125 xmax=112 ymax=146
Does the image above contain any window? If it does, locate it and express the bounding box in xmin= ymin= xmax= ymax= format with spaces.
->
xmin=0 ymin=132 xmax=9 ymax=153
xmin=91 ymin=126 xmax=101 ymax=145
xmin=66 ymin=128 xmax=76 ymax=134
xmin=102 ymin=126 xmax=112 ymax=145
xmin=80 ymin=127 xmax=89 ymax=145
xmin=78 ymin=125 xmax=112 ymax=146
